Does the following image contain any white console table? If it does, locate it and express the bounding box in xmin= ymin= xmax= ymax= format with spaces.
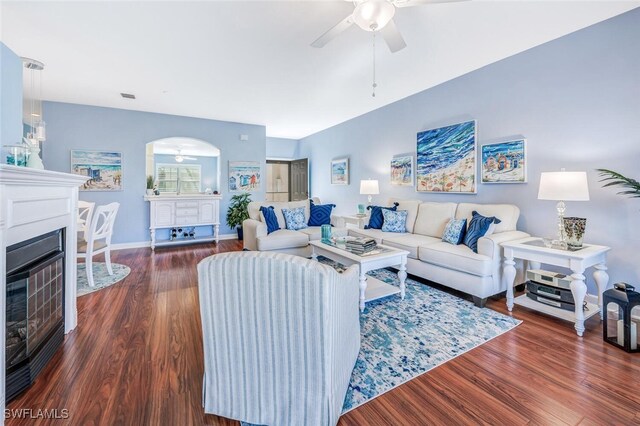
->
xmin=502 ymin=237 xmax=610 ymax=337
xmin=145 ymin=194 xmax=221 ymax=250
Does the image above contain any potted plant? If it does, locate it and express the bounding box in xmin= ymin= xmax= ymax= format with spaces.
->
xmin=597 ymin=169 xmax=640 ymax=197
xmin=146 ymin=175 xmax=155 ymax=196
xmin=226 ymin=193 xmax=252 ymax=240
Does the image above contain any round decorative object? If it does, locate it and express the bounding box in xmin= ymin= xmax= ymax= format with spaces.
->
xmin=353 ymin=0 xmax=395 ymax=31
xmin=563 ymin=217 xmax=587 ymax=251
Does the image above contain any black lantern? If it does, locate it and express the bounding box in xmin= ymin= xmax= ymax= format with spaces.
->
xmin=603 ymin=282 xmax=640 ymax=353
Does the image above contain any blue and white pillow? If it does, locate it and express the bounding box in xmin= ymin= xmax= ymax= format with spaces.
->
xmin=365 ymin=202 xmax=399 ymax=230
xmin=463 ymin=211 xmax=502 ymax=253
xmin=442 ymin=218 xmax=467 ymax=245
xmin=381 ymin=209 xmax=408 ymax=233
xmin=282 ymin=206 xmax=308 ymax=231
xmin=308 ymin=200 xmax=335 ymax=226
xmin=259 ymin=206 xmax=280 ymax=234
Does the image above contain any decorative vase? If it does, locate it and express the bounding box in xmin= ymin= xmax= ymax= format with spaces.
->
xmin=357 ymin=204 xmax=365 ymax=216
xmin=563 ymin=217 xmax=587 ymax=251
xmin=321 ymin=224 xmax=332 ymax=243
xmin=146 ymin=189 xmax=154 ymax=196
xmin=26 ymin=143 xmax=44 ymax=170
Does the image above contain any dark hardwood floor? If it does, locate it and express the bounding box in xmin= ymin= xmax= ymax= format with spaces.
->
xmin=7 ymin=242 xmax=640 ymax=425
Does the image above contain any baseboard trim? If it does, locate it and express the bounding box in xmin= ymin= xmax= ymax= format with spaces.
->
xmin=111 ymin=234 xmax=238 ymax=251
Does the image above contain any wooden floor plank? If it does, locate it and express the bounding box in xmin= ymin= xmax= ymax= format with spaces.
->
xmin=6 ymin=243 xmax=640 ymax=425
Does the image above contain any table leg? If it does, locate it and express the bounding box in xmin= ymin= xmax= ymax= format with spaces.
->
xmin=398 ymin=256 xmax=407 ymax=300
xmin=214 ymin=224 xmax=220 ymax=244
xmin=504 ymin=252 xmax=516 ymax=312
xmin=311 ymin=246 xmax=318 ymax=262
xmin=150 ymin=229 xmax=156 ymax=251
xmin=570 ymin=269 xmax=587 ymax=337
xmin=359 ymin=269 xmax=367 ymax=312
xmin=593 ymin=263 xmax=609 ymax=320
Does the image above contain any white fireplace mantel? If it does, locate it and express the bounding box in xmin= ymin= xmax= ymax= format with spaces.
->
xmin=0 ymin=164 xmax=88 ymax=417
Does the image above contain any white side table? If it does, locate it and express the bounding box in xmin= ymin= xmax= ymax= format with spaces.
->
xmin=502 ymin=237 xmax=610 ymax=337
xmin=339 ymin=215 xmax=368 ymax=229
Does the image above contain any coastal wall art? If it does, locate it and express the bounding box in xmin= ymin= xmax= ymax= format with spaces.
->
xmin=229 ymin=161 xmax=261 ymax=192
xmin=390 ymin=155 xmax=413 ymax=186
xmin=416 ymin=120 xmax=476 ymax=193
xmin=331 ymin=157 xmax=349 ymax=185
xmin=71 ymin=150 xmax=123 ymax=191
xmin=481 ymin=139 xmax=527 ymax=183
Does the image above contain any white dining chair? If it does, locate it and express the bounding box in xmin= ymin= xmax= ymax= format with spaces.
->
xmin=77 ymin=202 xmax=120 ymax=287
xmin=77 ymin=200 xmax=95 ymax=241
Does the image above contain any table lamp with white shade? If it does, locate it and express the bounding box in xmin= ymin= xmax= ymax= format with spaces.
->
xmin=537 ymin=169 xmax=590 ymax=244
xmin=360 ymin=179 xmax=379 ymax=204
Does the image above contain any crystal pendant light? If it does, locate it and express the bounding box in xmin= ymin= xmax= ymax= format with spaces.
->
xmin=21 ymin=58 xmax=46 ymax=169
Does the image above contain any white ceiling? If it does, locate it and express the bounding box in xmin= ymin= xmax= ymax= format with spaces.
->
xmin=2 ymin=1 xmax=638 ymax=140
xmin=152 ymin=137 xmax=220 ymax=157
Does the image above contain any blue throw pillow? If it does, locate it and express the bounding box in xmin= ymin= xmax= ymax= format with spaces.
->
xmin=308 ymin=200 xmax=335 ymax=226
xmin=442 ymin=218 xmax=467 ymax=245
xmin=365 ymin=202 xmax=399 ymax=230
xmin=259 ymin=206 xmax=280 ymax=234
xmin=463 ymin=211 xmax=502 ymax=253
xmin=381 ymin=209 xmax=408 ymax=233
xmin=282 ymin=206 xmax=308 ymax=231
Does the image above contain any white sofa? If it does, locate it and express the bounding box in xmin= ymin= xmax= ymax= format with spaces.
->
xmin=197 ymin=251 xmax=360 ymax=426
xmin=345 ymin=199 xmax=529 ymax=307
xmin=243 ymin=198 xmax=345 ymax=257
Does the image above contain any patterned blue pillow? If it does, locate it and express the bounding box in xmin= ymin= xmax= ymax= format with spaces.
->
xmin=259 ymin=206 xmax=280 ymax=234
xmin=463 ymin=211 xmax=502 ymax=253
xmin=365 ymin=202 xmax=399 ymax=230
xmin=442 ymin=218 xmax=467 ymax=245
xmin=282 ymin=206 xmax=308 ymax=231
xmin=308 ymin=200 xmax=335 ymax=226
xmin=381 ymin=209 xmax=408 ymax=233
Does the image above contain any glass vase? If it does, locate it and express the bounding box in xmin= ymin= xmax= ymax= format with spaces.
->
xmin=563 ymin=217 xmax=586 ymax=251
xmin=321 ymin=224 xmax=332 ymax=243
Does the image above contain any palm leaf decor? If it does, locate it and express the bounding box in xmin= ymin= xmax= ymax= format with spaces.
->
xmin=596 ymin=169 xmax=640 ymax=198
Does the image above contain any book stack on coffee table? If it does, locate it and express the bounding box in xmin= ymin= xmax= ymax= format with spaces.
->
xmin=346 ymin=237 xmax=377 ymax=255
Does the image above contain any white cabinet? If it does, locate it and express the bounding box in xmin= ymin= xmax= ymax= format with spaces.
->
xmin=145 ymin=194 xmax=221 ymax=249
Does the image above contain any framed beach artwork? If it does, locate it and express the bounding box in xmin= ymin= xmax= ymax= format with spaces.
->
xmin=229 ymin=161 xmax=261 ymax=192
xmin=481 ymin=139 xmax=527 ymax=184
xmin=416 ymin=120 xmax=477 ymax=193
xmin=390 ymin=155 xmax=413 ymax=186
xmin=331 ymin=157 xmax=349 ymax=185
xmin=71 ymin=150 xmax=123 ymax=191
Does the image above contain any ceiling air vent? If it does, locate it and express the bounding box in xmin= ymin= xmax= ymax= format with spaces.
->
xmin=120 ymin=93 xmax=136 ymax=99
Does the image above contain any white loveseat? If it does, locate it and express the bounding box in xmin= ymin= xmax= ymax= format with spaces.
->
xmin=345 ymin=199 xmax=529 ymax=307
xmin=243 ymin=198 xmax=345 ymax=257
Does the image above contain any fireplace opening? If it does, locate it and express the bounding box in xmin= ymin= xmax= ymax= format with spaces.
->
xmin=6 ymin=229 xmax=65 ymax=402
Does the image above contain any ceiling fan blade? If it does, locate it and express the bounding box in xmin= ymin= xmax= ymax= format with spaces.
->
xmin=380 ymin=19 xmax=407 ymax=53
xmin=311 ymin=14 xmax=355 ymax=48
xmin=394 ymin=0 xmax=468 ymax=8
xmin=184 ymin=156 xmax=198 ymax=161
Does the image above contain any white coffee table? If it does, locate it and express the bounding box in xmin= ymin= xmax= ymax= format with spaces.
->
xmin=309 ymin=240 xmax=409 ymax=311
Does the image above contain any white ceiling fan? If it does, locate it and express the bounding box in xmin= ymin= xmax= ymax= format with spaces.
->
xmin=175 ymin=149 xmax=197 ymax=163
xmin=311 ymin=0 xmax=468 ymax=53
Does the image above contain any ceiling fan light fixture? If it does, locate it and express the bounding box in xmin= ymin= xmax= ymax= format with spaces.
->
xmin=353 ymin=0 xmax=396 ymax=32
xmin=175 ymin=155 xmax=184 ymax=163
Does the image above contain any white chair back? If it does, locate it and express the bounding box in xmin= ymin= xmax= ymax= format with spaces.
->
xmin=88 ymin=202 xmax=120 ymax=245
xmin=78 ymin=200 xmax=95 ymax=241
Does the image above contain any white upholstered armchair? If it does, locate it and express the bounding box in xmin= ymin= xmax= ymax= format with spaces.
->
xmin=197 ymin=251 xmax=361 ymax=426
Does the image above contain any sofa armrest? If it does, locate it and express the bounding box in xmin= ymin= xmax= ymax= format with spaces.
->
xmin=477 ymin=231 xmax=530 ymax=260
xmin=242 ymin=218 xmax=267 ymax=251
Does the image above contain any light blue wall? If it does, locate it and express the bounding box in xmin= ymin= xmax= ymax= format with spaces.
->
xmin=0 ymin=42 xmax=23 ymax=149
xmin=266 ymin=137 xmax=299 ymax=159
xmin=300 ymin=9 xmax=640 ymax=290
xmin=43 ymin=101 xmax=266 ymax=243
xmin=153 ymin=153 xmax=219 ymax=192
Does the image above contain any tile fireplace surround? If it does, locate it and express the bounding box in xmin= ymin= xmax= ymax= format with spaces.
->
xmin=0 ymin=165 xmax=87 ymax=421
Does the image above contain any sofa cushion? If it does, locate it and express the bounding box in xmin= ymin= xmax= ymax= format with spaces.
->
xmin=298 ymin=226 xmax=322 ymax=241
xmin=418 ymin=242 xmax=493 ymax=277
xmin=382 ymin=234 xmax=440 ymax=259
xmin=463 ymin=211 xmax=502 ymax=253
xmin=256 ymin=229 xmax=309 ymax=251
xmin=308 ymin=200 xmax=335 ymax=226
xmin=366 ymin=203 xmax=399 ymax=229
xmin=381 ymin=209 xmax=408 ymax=233
xmin=413 ymin=202 xmax=457 ymax=238
xmin=388 ymin=198 xmax=422 ymax=233
xmin=282 ymin=206 xmax=308 ymax=231
xmin=442 ymin=218 xmax=467 ymax=245
xmin=259 ymin=206 xmax=280 ymax=234
xmin=249 ymin=200 xmax=311 ymax=230
xmin=455 ymin=203 xmax=519 ymax=233
xmin=348 ymin=228 xmax=406 ymax=244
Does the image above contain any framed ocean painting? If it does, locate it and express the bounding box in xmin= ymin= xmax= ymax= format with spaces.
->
xmin=481 ymin=139 xmax=527 ymax=184
xmin=390 ymin=155 xmax=413 ymax=186
xmin=416 ymin=120 xmax=477 ymax=193
xmin=229 ymin=161 xmax=261 ymax=192
xmin=331 ymin=157 xmax=349 ymax=185
xmin=71 ymin=150 xmax=123 ymax=191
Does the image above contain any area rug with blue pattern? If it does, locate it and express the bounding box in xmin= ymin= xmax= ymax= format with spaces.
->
xmin=77 ymin=262 xmax=131 ymax=297
xmin=341 ymin=265 xmax=521 ymax=412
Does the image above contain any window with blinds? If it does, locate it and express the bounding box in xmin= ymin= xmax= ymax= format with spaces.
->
xmin=156 ymin=164 xmax=202 ymax=193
